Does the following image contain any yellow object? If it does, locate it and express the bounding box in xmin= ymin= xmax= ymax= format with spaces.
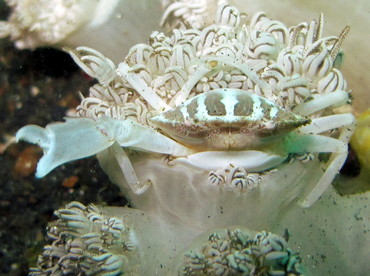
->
xmin=351 ymin=109 xmax=370 ymax=171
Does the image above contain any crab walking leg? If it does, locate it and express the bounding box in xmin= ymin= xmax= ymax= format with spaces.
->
xmin=292 ymin=90 xmax=349 ymax=116
xmin=285 ymin=134 xmax=348 ymax=154
xmin=16 ymin=116 xmax=191 ymax=178
xmin=285 ymin=133 xmax=349 ymax=208
xmin=300 ymin=151 xmax=348 ymax=208
xmin=108 ymin=143 xmax=149 ymax=195
xmin=297 ymin=113 xmax=356 ymax=159
xmin=117 ymin=63 xmax=168 ymax=111
xmin=287 ymin=113 xmax=356 ymax=207
xmin=337 ymin=114 xmax=357 ymax=144
xmin=298 ymin=113 xmax=356 ymax=139
xmin=170 ymin=62 xmax=213 ymax=107
xmin=67 ymin=47 xmax=117 ymax=87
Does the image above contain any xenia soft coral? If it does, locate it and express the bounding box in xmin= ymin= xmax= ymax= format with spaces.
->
xmin=0 ymin=0 xmax=164 ymax=62
xmin=30 ymin=202 xmax=308 ymax=275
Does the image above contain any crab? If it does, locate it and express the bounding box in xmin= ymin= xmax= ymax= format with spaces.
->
xmin=17 ymin=83 xmax=354 ymax=207
xmin=16 ymin=5 xmax=355 ymax=209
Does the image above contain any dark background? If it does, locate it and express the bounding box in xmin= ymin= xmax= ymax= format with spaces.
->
xmin=0 ymin=1 xmax=126 ymax=274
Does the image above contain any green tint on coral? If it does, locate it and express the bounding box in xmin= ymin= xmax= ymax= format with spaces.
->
xmin=173 ymin=227 xmax=307 ymax=275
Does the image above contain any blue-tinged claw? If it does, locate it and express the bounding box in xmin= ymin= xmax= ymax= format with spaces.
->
xmin=16 ymin=117 xmax=115 ymax=178
xmin=16 ymin=115 xmax=191 ymax=178
xmin=16 ymin=125 xmax=51 ymax=149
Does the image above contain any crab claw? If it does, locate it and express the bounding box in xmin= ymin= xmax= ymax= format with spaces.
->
xmin=16 ymin=116 xmax=191 ymax=178
xmin=16 ymin=117 xmax=115 ymax=177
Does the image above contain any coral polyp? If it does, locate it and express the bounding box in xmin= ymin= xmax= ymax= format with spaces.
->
xmin=30 ymin=202 xmax=138 ymax=276
xmin=175 ymin=227 xmax=305 ymax=276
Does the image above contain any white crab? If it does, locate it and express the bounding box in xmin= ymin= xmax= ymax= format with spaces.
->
xmin=16 ymin=4 xmax=355 ymax=212
xmin=17 ymin=83 xmax=354 ymax=208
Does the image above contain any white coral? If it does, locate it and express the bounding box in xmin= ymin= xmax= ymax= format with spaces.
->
xmin=0 ymin=0 xmax=165 ymax=62
xmin=30 ymin=202 xmax=138 ymax=275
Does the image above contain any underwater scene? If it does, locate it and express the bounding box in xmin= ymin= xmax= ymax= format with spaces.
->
xmin=0 ymin=0 xmax=369 ymax=275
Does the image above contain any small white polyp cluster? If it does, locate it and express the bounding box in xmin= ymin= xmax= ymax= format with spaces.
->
xmin=31 ymin=204 xmax=307 ymax=276
xmin=161 ymin=0 xmax=219 ymax=29
xmin=30 ymin=202 xmax=138 ymax=276
xmin=0 ymin=0 xmax=166 ymax=62
xmin=0 ymin=0 xmax=96 ymax=48
xmin=175 ymin=227 xmax=305 ymax=275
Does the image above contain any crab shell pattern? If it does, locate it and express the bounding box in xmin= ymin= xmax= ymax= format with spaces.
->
xmin=16 ymin=3 xmax=363 ymax=275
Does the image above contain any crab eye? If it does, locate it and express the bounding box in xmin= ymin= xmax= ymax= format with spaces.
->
xmin=150 ymin=88 xmax=310 ymax=150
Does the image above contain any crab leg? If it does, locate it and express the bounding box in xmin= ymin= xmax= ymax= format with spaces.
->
xmin=68 ymin=46 xmax=117 ymax=86
xmin=117 ymin=63 xmax=169 ymax=111
xmin=286 ymin=134 xmax=347 ymax=208
xmin=285 ymin=134 xmax=348 ymax=154
xmin=174 ymin=150 xmax=286 ymax=171
xmin=302 ymin=151 xmax=348 ymax=208
xmin=170 ymin=62 xmax=213 ymax=107
xmin=16 ymin=116 xmax=191 ymax=178
xmin=287 ymin=113 xmax=356 ymax=207
xmin=108 ymin=143 xmax=150 ymax=195
xmin=97 ymin=116 xmax=191 ymax=155
xmin=298 ymin=113 xmax=355 ymax=138
xmin=293 ymin=90 xmax=349 ymax=116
